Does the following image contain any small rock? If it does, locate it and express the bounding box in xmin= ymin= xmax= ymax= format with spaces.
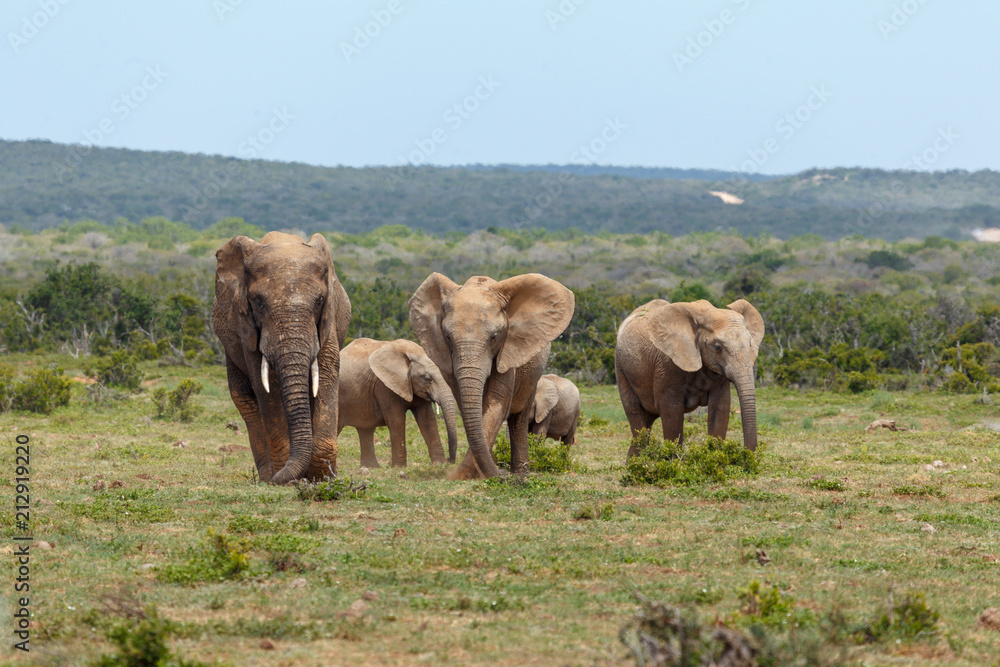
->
xmin=139 ymin=563 xmax=156 ymax=570
xmin=289 ymin=578 xmax=307 ymax=589
xmin=978 ymin=608 xmax=1000 ymax=630
xmin=356 ymin=467 xmax=370 ymax=476
xmin=924 ymin=464 xmax=935 ymax=472
xmin=398 ymin=471 xmax=409 ymax=479
xmin=259 ymin=638 xmax=276 ymax=650
xmin=933 ymin=460 xmax=945 ymax=468
xmin=173 ymin=440 xmax=188 ymax=448
xmin=362 ymin=590 xmax=379 ymax=601
xmin=338 ymin=599 xmax=368 ymax=618
xmin=920 ymin=522 xmax=936 ymax=533
xmin=34 ymin=541 xmax=52 ymax=550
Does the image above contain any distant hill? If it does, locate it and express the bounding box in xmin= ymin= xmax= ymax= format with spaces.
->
xmin=459 ymin=164 xmax=782 ymax=182
xmin=2 ymin=139 xmax=999 ymax=240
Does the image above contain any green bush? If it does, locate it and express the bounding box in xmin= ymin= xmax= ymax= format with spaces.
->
xmin=855 ymin=592 xmax=940 ymax=643
xmin=621 ymin=429 xmax=763 ymax=487
xmin=844 ymin=371 xmax=881 ymax=393
xmin=91 ymin=350 xmax=145 ymax=390
xmin=13 ymin=368 xmax=72 ymax=414
xmin=492 ymin=432 xmax=573 ymax=473
xmin=157 ymin=530 xmax=253 ymax=585
xmin=295 ymin=475 xmax=368 ymax=502
xmin=151 ymin=379 xmax=203 ymax=421
xmin=0 ymin=364 xmax=15 ymax=411
xmin=93 ymin=603 xmax=206 ymax=667
xmin=735 ymin=580 xmax=799 ymax=627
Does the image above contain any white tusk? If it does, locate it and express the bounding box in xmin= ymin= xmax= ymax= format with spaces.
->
xmin=435 ymin=402 xmax=440 ymax=416
xmin=261 ymin=356 xmax=270 ymax=393
xmin=312 ymin=359 xmax=320 ymax=398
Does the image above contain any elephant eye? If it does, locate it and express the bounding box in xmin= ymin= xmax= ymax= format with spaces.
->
xmin=714 ymin=343 xmax=723 ymax=353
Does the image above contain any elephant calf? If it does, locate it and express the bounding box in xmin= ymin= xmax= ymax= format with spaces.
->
xmin=338 ymin=338 xmax=459 ymax=468
xmin=527 ymin=374 xmax=580 ymax=447
xmin=615 ymin=299 xmax=764 ymax=456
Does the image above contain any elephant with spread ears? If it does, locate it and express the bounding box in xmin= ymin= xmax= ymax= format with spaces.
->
xmin=212 ymin=232 xmax=351 ymax=484
xmin=409 ymin=273 xmax=575 ymax=479
xmin=615 ymin=299 xmax=764 ymax=456
xmin=527 ymin=374 xmax=581 ymax=447
xmin=338 ymin=338 xmax=459 ymax=468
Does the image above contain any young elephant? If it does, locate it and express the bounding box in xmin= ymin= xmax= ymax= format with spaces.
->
xmin=527 ymin=374 xmax=580 ymax=447
xmin=615 ymin=299 xmax=764 ymax=456
xmin=338 ymin=338 xmax=459 ymax=468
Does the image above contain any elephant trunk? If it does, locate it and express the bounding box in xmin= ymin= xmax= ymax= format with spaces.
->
xmin=732 ymin=371 xmax=758 ymax=452
xmin=456 ymin=372 xmax=502 ymax=478
xmin=431 ymin=377 xmax=460 ymax=464
xmin=270 ymin=349 xmax=315 ymax=484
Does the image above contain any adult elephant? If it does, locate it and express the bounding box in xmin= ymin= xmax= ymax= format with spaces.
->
xmin=338 ymin=338 xmax=459 ymax=468
xmin=615 ymin=299 xmax=764 ymax=456
xmin=213 ymin=232 xmax=351 ymax=484
xmin=410 ymin=273 xmax=575 ymax=479
xmin=527 ymin=374 xmax=581 ymax=447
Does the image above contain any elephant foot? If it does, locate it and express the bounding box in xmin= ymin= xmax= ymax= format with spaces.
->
xmin=447 ymin=452 xmax=486 ymax=480
xmin=361 ymin=458 xmax=381 ymax=470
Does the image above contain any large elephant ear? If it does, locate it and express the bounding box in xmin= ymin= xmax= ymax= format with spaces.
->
xmin=495 ymin=274 xmax=575 ymax=375
xmin=369 ymin=343 xmax=414 ymax=402
xmin=307 ymin=234 xmax=351 ymax=349
xmin=533 ymin=378 xmax=559 ymax=423
xmin=215 ymin=236 xmax=261 ymax=350
xmin=727 ymin=299 xmax=765 ymax=351
xmin=409 ymin=273 xmax=460 ymax=376
xmin=647 ymin=303 xmax=703 ymax=373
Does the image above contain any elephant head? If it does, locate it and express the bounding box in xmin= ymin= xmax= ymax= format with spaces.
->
xmin=531 ymin=376 xmax=560 ymax=424
xmin=215 ymin=232 xmax=350 ymax=484
xmin=410 ymin=273 xmax=574 ymax=477
xmin=650 ymin=299 xmax=764 ymax=450
xmin=369 ymin=340 xmax=460 ymax=463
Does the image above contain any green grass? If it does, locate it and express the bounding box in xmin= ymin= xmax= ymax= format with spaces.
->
xmin=2 ymin=364 xmax=1000 ymax=665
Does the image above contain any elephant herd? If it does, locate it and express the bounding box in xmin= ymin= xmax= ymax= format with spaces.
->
xmin=212 ymin=232 xmax=764 ymax=483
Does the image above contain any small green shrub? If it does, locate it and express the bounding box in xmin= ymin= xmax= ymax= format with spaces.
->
xmin=91 ymin=350 xmax=145 ymax=390
xmin=735 ymin=580 xmax=802 ymax=628
xmin=492 ymin=432 xmax=573 ymax=473
xmin=93 ymin=604 xmax=206 ymax=667
xmin=295 ymin=475 xmax=367 ymax=502
xmin=572 ymin=502 xmax=614 ymax=521
xmin=158 ymin=530 xmax=253 ymax=585
xmin=621 ymin=429 xmax=764 ymax=487
xmin=13 ymin=368 xmax=72 ymax=414
xmin=151 ymin=379 xmax=203 ymax=421
xmin=855 ymin=591 xmax=940 ymax=643
xmin=806 ymin=478 xmax=845 ymax=492
xmin=891 ymin=484 xmax=946 ymax=499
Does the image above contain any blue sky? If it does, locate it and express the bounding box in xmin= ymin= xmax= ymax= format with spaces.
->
xmin=2 ymin=0 xmax=996 ymax=174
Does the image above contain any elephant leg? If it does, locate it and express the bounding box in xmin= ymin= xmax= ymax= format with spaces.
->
xmin=358 ymin=428 xmax=380 ymax=469
xmin=385 ymin=409 xmax=408 ymax=468
xmin=226 ymin=358 xmax=274 ymax=482
xmin=507 ymin=409 xmax=531 ymax=475
xmin=620 ymin=372 xmax=657 ymax=459
xmin=707 ymin=382 xmax=731 ymax=440
xmin=661 ymin=405 xmax=684 ymax=444
xmin=564 ymin=421 xmax=577 ymax=448
xmin=413 ymin=402 xmax=446 ymax=464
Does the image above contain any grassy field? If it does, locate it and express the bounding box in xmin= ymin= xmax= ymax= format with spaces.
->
xmin=2 ymin=357 xmax=1000 ymax=665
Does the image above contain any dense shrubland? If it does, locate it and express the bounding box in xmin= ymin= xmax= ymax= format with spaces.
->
xmin=2 ymin=219 xmax=1000 ymax=414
